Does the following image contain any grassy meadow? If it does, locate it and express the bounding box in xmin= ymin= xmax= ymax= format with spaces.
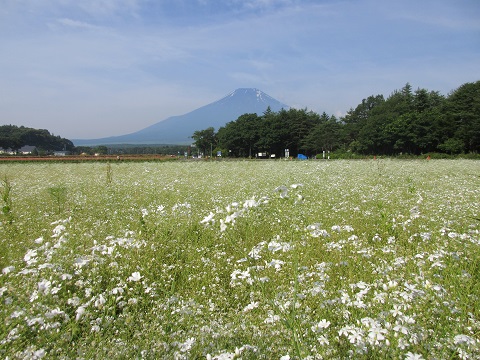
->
xmin=0 ymin=159 xmax=479 ymax=359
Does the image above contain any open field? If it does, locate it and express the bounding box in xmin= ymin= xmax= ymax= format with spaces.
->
xmin=0 ymin=160 xmax=479 ymax=359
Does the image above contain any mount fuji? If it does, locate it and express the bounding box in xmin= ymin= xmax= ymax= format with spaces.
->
xmin=73 ymin=88 xmax=289 ymax=145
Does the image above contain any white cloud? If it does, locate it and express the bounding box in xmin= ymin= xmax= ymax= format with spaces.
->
xmin=56 ymin=18 xmax=106 ymax=31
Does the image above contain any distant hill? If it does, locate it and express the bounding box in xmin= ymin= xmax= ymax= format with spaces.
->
xmin=0 ymin=124 xmax=74 ymax=152
xmin=73 ymin=88 xmax=289 ymax=146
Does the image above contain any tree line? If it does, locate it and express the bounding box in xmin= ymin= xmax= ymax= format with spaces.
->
xmin=0 ymin=125 xmax=74 ymax=154
xmin=0 ymin=126 xmax=189 ymax=156
xmin=191 ymin=81 xmax=480 ymax=157
xmin=74 ymin=144 xmax=188 ymax=156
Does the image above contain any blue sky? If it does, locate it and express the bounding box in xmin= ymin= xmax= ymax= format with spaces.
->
xmin=1 ymin=0 xmax=479 ymax=139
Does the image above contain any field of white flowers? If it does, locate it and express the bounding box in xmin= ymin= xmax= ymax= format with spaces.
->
xmin=0 ymin=159 xmax=479 ymax=359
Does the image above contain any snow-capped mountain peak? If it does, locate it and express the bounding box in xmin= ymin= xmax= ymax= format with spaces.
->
xmin=74 ymin=88 xmax=289 ymax=145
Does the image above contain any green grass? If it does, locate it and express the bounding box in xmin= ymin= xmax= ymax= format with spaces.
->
xmin=0 ymin=160 xmax=479 ymax=359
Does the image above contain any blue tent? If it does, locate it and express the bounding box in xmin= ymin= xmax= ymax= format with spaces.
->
xmin=297 ymin=154 xmax=307 ymax=160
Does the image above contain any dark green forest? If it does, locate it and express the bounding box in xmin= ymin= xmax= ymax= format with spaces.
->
xmin=192 ymin=81 xmax=480 ymax=158
xmin=0 ymin=125 xmax=74 ymax=153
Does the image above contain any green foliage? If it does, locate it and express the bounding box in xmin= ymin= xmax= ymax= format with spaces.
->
xmin=106 ymin=163 xmax=113 ymax=184
xmin=191 ymin=127 xmax=216 ymax=156
xmin=1 ymin=175 xmax=13 ymax=224
xmin=217 ymin=113 xmax=261 ymax=157
xmin=93 ymin=145 xmax=108 ymax=155
xmin=194 ymin=81 xmax=480 ymax=157
xmin=0 ymin=125 xmax=73 ymax=152
xmin=445 ymin=81 xmax=480 ymax=153
xmin=72 ymin=144 xmax=190 ymax=156
xmin=47 ymin=185 xmax=68 ymax=214
xmin=438 ymin=138 xmax=465 ymax=154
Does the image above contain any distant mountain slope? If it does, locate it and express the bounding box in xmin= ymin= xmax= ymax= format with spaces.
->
xmin=73 ymin=88 xmax=289 ymax=145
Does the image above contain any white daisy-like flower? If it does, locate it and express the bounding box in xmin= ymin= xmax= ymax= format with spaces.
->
xmin=2 ymin=265 xmax=14 ymax=274
xmin=405 ymin=352 xmax=424 ymax=360
xmin=179 ymin=337 xmax=195 ymax=352
xmin=243 ymin=301 xmax=259 ymax=312
xmin=311 ymin=319 xmax=331 ymax=333
xmin=75 ymin=306 xmax=86 ymax=321
xmin=128 ymin=271 xmax=142 ymax=282
xmin=200 ymin=212 xmax=215 ymax=224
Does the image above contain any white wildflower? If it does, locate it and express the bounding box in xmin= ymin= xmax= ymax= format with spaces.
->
xmin=37 ymin=279 xmax=51 ymax=295
xmin=230 ymin=268 xmax=253 ymax=286
xmin=367 ymin=325 xmax=388 ymax=345
xmin=24 ymin=249 xmax=38 ymax=265
xmin=311 ymin=319 xmax=331 ymax=333
xmin=243 ymin=198 xmax=258 ymax=208
xmin=409 ymin=206 xmax=420 ymax=219
xmin=405 ymin=352 xmax=424 ymax=360
xmin=27 ymin=317 xmax=44 ymax=326
xmin=45 ymin=308 xmax=64 ymax=319
xmin=372 ymin=234 xmax=382 ymax=242
xmin=331 ymin=225 xmax=341 ymax=232
xmin=128 ymin=271 xmax=142 ymax=282
xmin=420 ymin=232 xmax=431 ymax=241
xmin=393 ymin=324 xmax=409 ymax=335
xmin=34 ymin=237 xmax=44 ymax=244
xmin=390 ymin=305 xmax=403 ymax=318
xmin=267 ymin=237 xmax=292 ymax=253
xmin=74 ymin=257 xmax=89 ymax=268
xmin=317 ymin=335 xmax=330 ymax=346
xmin=220 ymin=219 xmax=227 ymax=232
xmin=33 ymin=348 xmax=46 ymax=359
xmin=267 ymin=259 xmax=285 ymax=271
xmin=10 ymin=310 xmax=24 ymax=318
xmin=268 ymin=240 xmax=283 ymax=253
xmin=2 ymin=265 xmax=14 ymax=274
xmin=264 ymin=311 xmax=280 ymax=324
xmin=67 ymin=297 xmax=80 ymax=306
xmin=128 ymin=298 xmax=138 ymax=305
xmin=111 ymin=287 xmax=124 ymax=295
xmin=75 ymin=306 xmax=86 ymax=321
xmin=51 ymin=224 xmax=66 ymax=237
xmin=310 ymin=229 xmax=330 ymax=237
xmin=454 ymin=334 xmax=476 ymax=346
xmin=179 ymin=337 xmax=195 ymax=352
xmin=30 ymin=290 xmax=39 ymax=302
xmin=248 ymin=242 xmax=265 ymax=259
xmin=200 ymin=212 xmax=215 ymax=224
xmin=95 ymin=294 xmax=106 ymax=309
xmin=243 ymin=301 xmax=259 ymax=312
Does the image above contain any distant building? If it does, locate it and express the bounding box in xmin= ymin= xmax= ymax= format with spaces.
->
xmin=0 ymin=145 xmax=36 ymax=155
xmin=20 ymin=145 xmax=36 ymax=154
